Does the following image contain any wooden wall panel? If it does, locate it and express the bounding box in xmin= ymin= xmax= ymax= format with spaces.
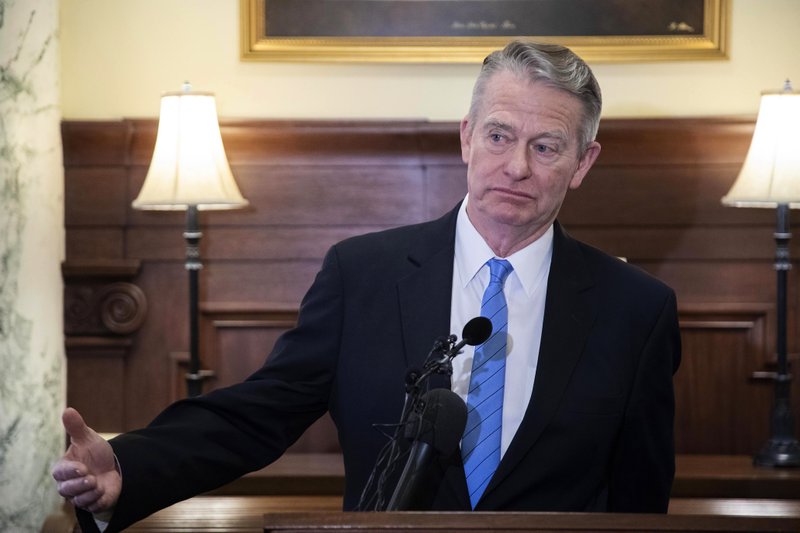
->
xmin=676 ymin=305 xmax=774 ymax=454
xmin=62 ymin=117 xmax=800 ymax=457
xmin=66 ymin=340 xmax=128 ymax=430
xmin=64 ymin=167 xmax=129 ymax=227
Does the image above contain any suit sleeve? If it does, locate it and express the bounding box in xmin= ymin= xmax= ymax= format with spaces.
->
xmin=608 ymin=289 xmax=681 ymax=512
xmin=95 ymin=245 xmax=347 ymax=532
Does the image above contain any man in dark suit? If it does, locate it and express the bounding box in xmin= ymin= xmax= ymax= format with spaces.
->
xmin=53 ymin=40 xmax=681 ymax=531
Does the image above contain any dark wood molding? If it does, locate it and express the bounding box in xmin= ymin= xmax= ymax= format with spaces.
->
xmin=63 ymin=260 xmax=146 ymax=337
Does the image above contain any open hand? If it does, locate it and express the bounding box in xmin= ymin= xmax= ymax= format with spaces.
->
xmin=51 ymin=407 xmax=122 ymax=514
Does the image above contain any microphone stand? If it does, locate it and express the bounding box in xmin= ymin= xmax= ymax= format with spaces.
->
xmin=355 ymin=334 xmax=466 ymax=510
xmin=407 ymin=336 xmax=456 ymax=394
xmin=401 ymin=332 xmax=480 ymax=425
xmin=395 ymin=336 xmax=457 ymax=452
xmin=355 ymin=317 xmax=491 ymax=510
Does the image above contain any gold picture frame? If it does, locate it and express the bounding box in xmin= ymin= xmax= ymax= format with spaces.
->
xmin=240 ymin=0 xmax=729 ymax=63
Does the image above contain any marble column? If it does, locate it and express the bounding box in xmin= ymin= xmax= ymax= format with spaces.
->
xmin=0 ymin=0 xmax=65 ymax=530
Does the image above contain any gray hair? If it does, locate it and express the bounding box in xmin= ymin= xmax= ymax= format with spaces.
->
xmin=468 ymin=40 xmax=602 ymax=150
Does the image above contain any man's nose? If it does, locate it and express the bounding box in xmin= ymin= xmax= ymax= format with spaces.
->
xmin=504 ymin=145 xmax=532 ymax=180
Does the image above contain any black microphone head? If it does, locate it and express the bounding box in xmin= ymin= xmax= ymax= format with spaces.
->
xmin=462 ymin=316 xmax=492 ymax=346
xmin=406 ymin=388 xmax=467 ymax=455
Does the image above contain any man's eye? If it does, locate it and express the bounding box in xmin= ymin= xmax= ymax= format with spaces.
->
xmin=489 ymin=133 xmax=505 ymax=143
xmin=533 ymin=144 xmax=555 ymax=154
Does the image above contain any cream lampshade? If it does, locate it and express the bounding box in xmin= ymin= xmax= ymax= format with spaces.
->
xmin=722 ymin=82 xmax=800 ymax=208
xmin=133 ymin=85 xmax=248 ymax=210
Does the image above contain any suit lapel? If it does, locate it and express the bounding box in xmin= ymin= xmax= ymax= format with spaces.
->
xmin=396 ymin=206 xmax=459 ymax=389
xmin=483 ymin=222 xmax=598 ymax=499
xmin=394 ymin=206 xmax=474 ymax=508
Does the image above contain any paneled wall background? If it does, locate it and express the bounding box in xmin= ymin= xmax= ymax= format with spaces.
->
xmin=62 ymin=117 xmax=800 ymax=456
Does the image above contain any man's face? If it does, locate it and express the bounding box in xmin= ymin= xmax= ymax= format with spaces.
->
xmin=460 ymin=71 xmax=600 ymax=244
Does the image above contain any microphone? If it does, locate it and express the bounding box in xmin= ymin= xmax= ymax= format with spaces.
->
xmin=446 ymin=316 xmax=492 ymax=358
xmin=385 ymin=388 xmax=467 ymax=510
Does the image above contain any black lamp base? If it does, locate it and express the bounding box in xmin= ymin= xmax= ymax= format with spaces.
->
xmin=754 ymin=438 xmax=800 ymax=467
xmin=753 ymin=204 xmax=800 ymax=469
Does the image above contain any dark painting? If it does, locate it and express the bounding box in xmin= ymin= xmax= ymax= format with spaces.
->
xmin=264 ymin=0 xmax=705 ymax=39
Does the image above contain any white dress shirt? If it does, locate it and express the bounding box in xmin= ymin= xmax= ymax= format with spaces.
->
xmin=450 ymin=197 xmax=552 ymax=457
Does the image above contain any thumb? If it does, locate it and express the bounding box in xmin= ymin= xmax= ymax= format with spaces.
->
xmin=62 ymin=407 xmax=95 ymax=446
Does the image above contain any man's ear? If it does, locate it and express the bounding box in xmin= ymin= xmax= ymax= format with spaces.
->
xmin=568 ymin=141 xmax=601 ymax=190
xmin=459 ymin=117 xmax=473 ymax=165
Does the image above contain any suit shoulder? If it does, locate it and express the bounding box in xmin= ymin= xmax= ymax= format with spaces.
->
xmin=336 ymin=220 xmax=430 ymax=251
xmin=332 ymin=207 xmax=458 ymax=261
xmin=575 ymin=239 xmax=674 ymax=298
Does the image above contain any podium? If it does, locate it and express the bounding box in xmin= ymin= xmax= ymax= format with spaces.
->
xmin=44 ymin=454 xmax=800 ymax=532
xmin=263 ymin=511 xmax=800 ymax=533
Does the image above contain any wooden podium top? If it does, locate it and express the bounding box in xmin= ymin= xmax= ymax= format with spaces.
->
xmin=56 ymin=454 xmax=798 ymax=533
xmin=262 ymin=511 xmax=800 ymax=533
xmin=98 ymin=496 xmax=800 ymax=533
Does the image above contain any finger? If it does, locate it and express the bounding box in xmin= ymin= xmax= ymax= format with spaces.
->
xmin=57 ymin=476 xmax=96 ymax=498
xmin=62 ymin=407 xmax=95 ymax=446
xmin=71 ymin=487 xmax=103 ymax=510
xmin=52 ymin=460 xmax=87 ymax=481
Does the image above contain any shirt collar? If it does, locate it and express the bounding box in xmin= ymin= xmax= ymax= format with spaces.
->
xmin=455 ymin=195 xmax=554 ymax=297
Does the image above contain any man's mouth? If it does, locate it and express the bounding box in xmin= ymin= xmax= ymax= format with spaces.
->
xmin=491 ymin=187 xmax=534 ymax=200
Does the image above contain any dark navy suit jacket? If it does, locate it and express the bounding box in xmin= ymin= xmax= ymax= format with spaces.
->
xmin=83 ymin=204 xmax=681 ymax=532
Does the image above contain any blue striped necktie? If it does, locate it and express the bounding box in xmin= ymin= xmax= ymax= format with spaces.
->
xmin=462 ymin=258 xmax=513 ymax=508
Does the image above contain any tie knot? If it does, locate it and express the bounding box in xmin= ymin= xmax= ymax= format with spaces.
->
xmin=487 ymin=258 xmax=513 ymax=285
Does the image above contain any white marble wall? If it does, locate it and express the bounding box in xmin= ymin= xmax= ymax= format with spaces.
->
xmin=0 ymin=0 xmax=65 ymax=530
